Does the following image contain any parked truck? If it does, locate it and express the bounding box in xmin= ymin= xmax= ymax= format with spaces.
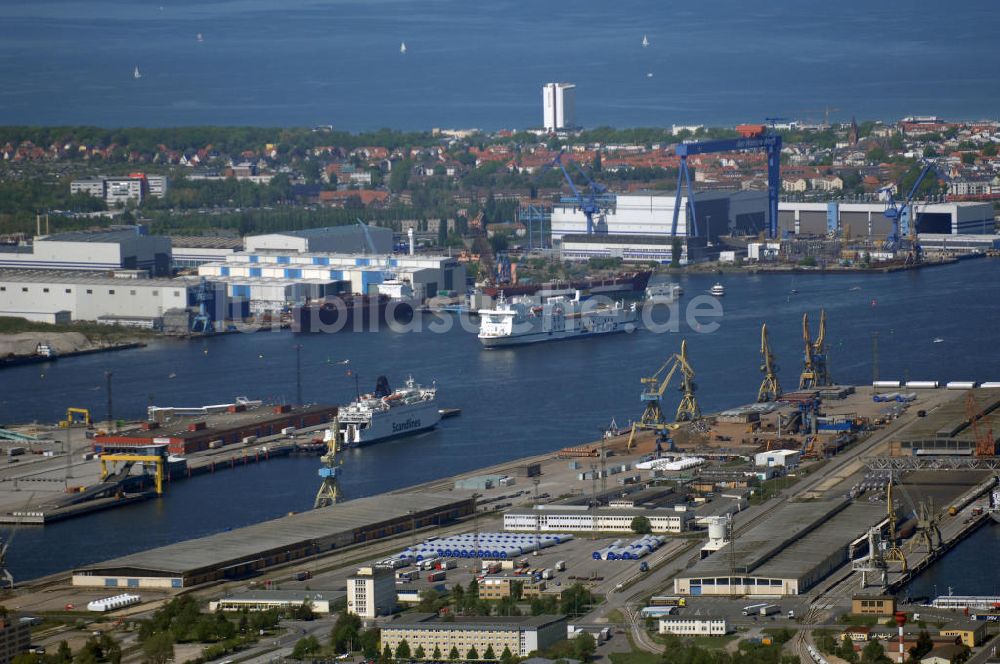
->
xmin=759 ymin=604 xmax=780 ymax=616
xmin=427 ymin=570 xmax=446 ymax=582
xmin=555 ymin=560 xmax=566 ymax=572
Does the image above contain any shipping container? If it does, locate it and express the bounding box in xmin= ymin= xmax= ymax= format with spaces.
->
xmin=281 ymin=427 xmax=296 ymax=435
xmin=555 ymin=560 xmax=566 ymax=571
xmin=759 ymin=604 xmax=780 ymax=616
xmin=6 ymin=447 xmax=26 ymax=457
xmin=242 ymin=435 xmax=257 ymax=445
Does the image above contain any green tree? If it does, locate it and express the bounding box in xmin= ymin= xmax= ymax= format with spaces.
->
xmin=433 ymin=645 xmax=442 ymax=660
xmin=359 ymin=628 xmax=381 ymax=658
xmin=382 ymin=644 xmax=394 ymax=663
xmin=573 ymin=632 xmax=597 ymax=661
xmin=56 ymin=642 xmax=73 ymax=664
xmin=983 ymin=142 xmax=998 ymax=157
xmin=559 ymin=583 xmax=594 ymax=616
xmin=418 ymin=588 xmax=441 ymax=613
xmin=483 ymin=644 xmax=496 ymax=660
xmin=142 ymin=633 xmax=174 ymax=664
xmin=395 ymin=639 xmax=411 ymax=660
xmin=330 ymin=610 xmax=363 ymax=652
xmin=630 ymin=515 xmax=652 ymax=534
xmin=838 ymin=636 xmax=859 ymax=663
xmin=414 ymin=644 xmax=426 ymax=660
xmin=467 ymin=646 xmax=480 ymax=660
xmin=861 ymin=639 xmax=890 ymax=664
xmin=389 ymin=159 xmax=412 ymax=192
xmin=908 ymin=630 xmax=934 ymax=662
xmin=500 ymin=645 xmax=515 ymax=664
xmin=961 ymin=152 xmax=975 ymax=165
xmin=449 ymin=646 xmax=460 ymax=661
xmin=671 ymin=237 xmax=682 ymax=267
xmin=291 ymin=636 xmax=321 ymax=660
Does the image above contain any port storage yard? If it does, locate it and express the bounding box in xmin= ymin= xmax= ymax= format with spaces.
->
xmin=6 ymin=380 xmax=1000 ymax=662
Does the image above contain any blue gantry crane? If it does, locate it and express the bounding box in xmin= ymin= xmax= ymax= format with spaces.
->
xmin=539 ymin=150 xmax=614 ymax=234
xmin=880 ymin=159 xmax=948 ymax=258
xmin=671 ymin=128 xmax=783 ymax=238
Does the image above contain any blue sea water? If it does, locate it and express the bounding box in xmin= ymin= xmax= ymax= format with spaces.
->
xmin=0 ymin=0 xmax=998 ymax=129
xmin=2 ymin=261 xmax=1000 ymax=581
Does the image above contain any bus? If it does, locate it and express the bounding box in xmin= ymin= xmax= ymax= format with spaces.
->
xmin=650 ymin=596 xmax=687 ymax=607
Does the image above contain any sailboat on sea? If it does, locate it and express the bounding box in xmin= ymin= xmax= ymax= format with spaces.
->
xmin=133 ymin=65 xmax=142 ymax=79
xmin=642 ymin=34 xmax=649 ymax=47
xmin=400 ymin=42 xmax=407 ymax=54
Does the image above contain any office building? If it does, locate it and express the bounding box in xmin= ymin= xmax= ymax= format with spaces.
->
xmin=851 ymin=595 xmax=896 ymax=616
xmin=0 ymin=614 xmax=31 ymax=664
xmin=70 ymin=174 xmax=169 ymax=206
xmin=504 ymin=505 xmax=689 ymax=534
xmin=658 ymin=617 xmax=727 ymax=636
xmin=346 ymin=566 xmax=397 ymax=619
xmin=542 ymin=83 xmax=576 ymax=132
xmin=380 ymin=614 xmax=567 ymax=659
xmin=209 ymin=590 xmax=336 ymax=614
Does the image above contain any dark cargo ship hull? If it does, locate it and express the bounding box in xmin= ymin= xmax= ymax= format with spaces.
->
xmin=292 ymin=295 xmax=414 ymax=333
xmin=480 ymin=270 xmax=652 ymax=298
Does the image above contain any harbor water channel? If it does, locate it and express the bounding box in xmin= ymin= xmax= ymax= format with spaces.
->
xmin=1 ymin=260 xmax=999 ymax=584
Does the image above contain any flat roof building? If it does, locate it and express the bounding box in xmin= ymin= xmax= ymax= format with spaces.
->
xmin=777 ymin=201 xmax=994 ymax=238
xmin=0 ymin=269 xmax=209 ymax=325
xmin=94 ymin=403 xmax=336 ymax=456
xmin=504 ymin=505 xmax=689 ymax=534
xmin=380 ymin=614 xmax=567 ymax=659
xmin=72 ymin=492 xmax=475 ymax=588
xmin=658 ymin=617 xmax=727 ymax=636
xmin=0 ymin=227 xmax=172 ymax=275
xmin=245 ymin=225 xmax=392 ymax=254
xmin=674 ymin=499 xmax=885 ymax=596
xmin=209 ymin=590 xmax=340 ymax=614
xmin=347 ymin=566 xmax=397 ymax=619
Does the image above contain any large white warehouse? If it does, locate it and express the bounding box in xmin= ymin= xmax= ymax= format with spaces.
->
xmin=0 ymin=227 xmax=173 ymax=276
xmin=244 ymin=225 xmax=392 ymax=254
xmin=777 ymin=201 xmax=994 ymax=238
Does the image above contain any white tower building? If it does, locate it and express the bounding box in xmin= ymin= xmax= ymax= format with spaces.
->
xmin=542 ymin=82 xmax=576 ymax=131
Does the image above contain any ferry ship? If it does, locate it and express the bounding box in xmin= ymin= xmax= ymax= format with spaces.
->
xmin=337 ymin=376 xmax=439 ymax=446
xmin=710 ymin=282 xmax=726 ymax=296
xmin=477 ymin=292 xmax=638 ymax=348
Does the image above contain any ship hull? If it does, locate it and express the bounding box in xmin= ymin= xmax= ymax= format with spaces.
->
xmin=481 ymin=271 xmax=652 ymax=298
xmin=480 ymin=325 xmax=634 ymax=348
xmin=292 ymin=295 xmax=413 ymax=333
xmin=342 ymin=399 xmax=441 ymax=446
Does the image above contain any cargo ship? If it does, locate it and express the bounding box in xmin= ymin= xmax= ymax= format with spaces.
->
xmin=479 ymin=270 xmax=652 ymax=298
xmin=337 ymin=376 xmax=440 ymax=446
xmin=478 ymin=292 xmax=638 ymax=348
xmin=292 ymin=294 xmax=413 ymax=333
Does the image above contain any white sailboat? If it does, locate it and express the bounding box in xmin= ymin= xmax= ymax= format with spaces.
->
xmin=642 ymin=34 xmax=649 ymax=47
xmin=196 ymin=32 xmax=204 ymax=43
xmin=133 ymin=65 xmax=142 ymax=79
xmin=400 ymin=41 xmax=407 ymax=54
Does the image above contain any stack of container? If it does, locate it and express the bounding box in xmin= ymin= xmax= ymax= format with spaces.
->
xmin=398 ymin=532 xmax=573 ymax=562
xmin=591 ymin=535 xmax=665 ymax=561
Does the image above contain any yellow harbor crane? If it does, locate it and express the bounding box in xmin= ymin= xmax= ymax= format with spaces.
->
xmin=757 ymin=323 xmax=782 ymax=402
xmin=627 ymin=339 xmax=700 ymax=450
xmin=314 ymin=416 xmax=344 ymax=509
xmin=884 ymin=477 xmax=908 ymax=571
xmin=798 ymin=310 xmax=831 ymax=389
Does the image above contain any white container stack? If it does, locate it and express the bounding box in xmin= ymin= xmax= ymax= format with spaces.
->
xmin=592 ymin=535 xmax=665 ymax=561
xmin=87 ymin=593 xmax=141 ymax=612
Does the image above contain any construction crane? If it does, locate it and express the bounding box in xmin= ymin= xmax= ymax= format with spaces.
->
xmin=881 ymin=158 xmax=949 ymax=260
xmin=627 ymin=339 xmax=700 ymax=449
xmin=190 ymin=278 xmax=214 ymax=334
xmin=314 ymin=416 xmax=345 ymax=509
xmin=965 ymin=391 xmax=997 ymax=457
xmin=757 ymin=323 xmax=782 ymax=402
xmin=59 ymin=408 xmax=91 ymax=427
xmin=672 ymin=128 xmax=782 ymax=238
xmin=0 ymin=493 xmax=36 ymax=589
xmin=356 ymin=218 xmax=378 ymax=255
xmin=798 ymin=310 xmax=831 ymax=389
xmin=539 ymin=151 xmax=612 ymax=235
xmin=884 ymin=477 xmax=908 ymax=571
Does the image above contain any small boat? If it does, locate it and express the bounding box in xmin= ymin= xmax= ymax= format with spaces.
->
xmin=642 ymin=34 xmax=649 ymax=48
xmin=400 ymin=42 xmax=407 ymax=54
xmin=196 ymin=32 xmax=204 ymax=43
xmin=933 ymin=337 xmax=944 ymax=344
xmin=646 ymin=72 xmax=654 ymax=78
xmin=790 ymin=288 xmax=799 ymax=295
xmin=849 ymin=286 xmax=862 ymax=292
xmin=168 ymin=372 xmax=177 ymax=379
xmin=709 ymin=283 xmax=725 ymax=297
xmin=133 ymin=65 xmax=142 ymax=79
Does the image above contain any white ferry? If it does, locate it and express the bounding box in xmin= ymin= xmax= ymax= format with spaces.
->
xmin=477 ymin=292 xmax=638 ymax=348
xmin=710 ymin=282 xmax=725 ymax=296
xmin=644 ymin=282 xmax=682 ymax=303
xmin=337 ymin=376 xmax=439 ymax=446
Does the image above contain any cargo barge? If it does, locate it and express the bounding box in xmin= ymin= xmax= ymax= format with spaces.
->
xmin=291 ymin=294 xmax=413 ymax=333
